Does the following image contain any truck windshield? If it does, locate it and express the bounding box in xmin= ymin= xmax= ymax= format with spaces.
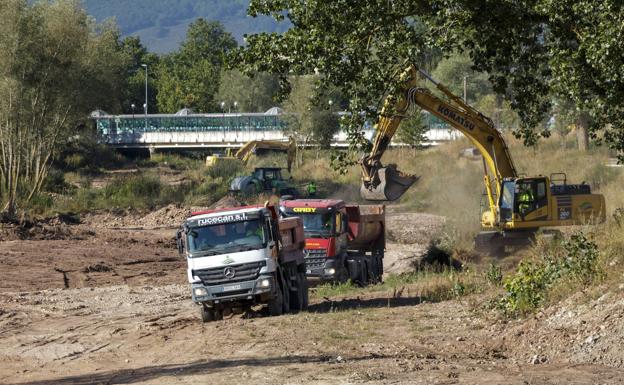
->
xmin=186 ymin=219 xmax=267 ymax=257
xmin=299 ymin=213 xmax=334 ymax=237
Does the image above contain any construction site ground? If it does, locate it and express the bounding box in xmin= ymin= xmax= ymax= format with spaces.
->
xmin=1 ymin=209 xmax=623 ymax=385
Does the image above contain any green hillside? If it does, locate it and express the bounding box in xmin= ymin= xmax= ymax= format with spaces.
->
xmin=82 ymin=0 xmax=288 ymax=52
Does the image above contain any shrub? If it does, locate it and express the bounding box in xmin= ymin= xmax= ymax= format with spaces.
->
xmin=498 ymin=233 xmax=600 ymax=316
xmin=44 ymin=169 xmax=74 ymax=194
xmin=205 ymin=160 xmax=244 ymax=179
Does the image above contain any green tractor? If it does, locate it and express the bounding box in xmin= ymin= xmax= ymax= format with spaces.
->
xmin=229 ymin=167 xmax=299 ymax=197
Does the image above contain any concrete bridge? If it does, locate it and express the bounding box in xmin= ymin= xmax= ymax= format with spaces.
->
xmin=92 ymin=110 xmax=460 ymax=152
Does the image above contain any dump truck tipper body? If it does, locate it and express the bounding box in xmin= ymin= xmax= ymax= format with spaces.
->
xmin=177 ymin=204 xmax=308 ymax=322
xmin=280 ymin=199 xmax=385 ymax=285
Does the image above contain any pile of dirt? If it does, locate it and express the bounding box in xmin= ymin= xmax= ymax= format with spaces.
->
xmin=382 ymin=212 xmax=448 ymax=275
xmin=83 ymin=205 xmax=197 ymax=229
xmin=137 ymin=204 xmax=195 ymax=228
xmin=385 ymin=212 xmax=445 ymax=244
xmin=494 ymin=287 xmax=624 ymax=368
xmin=82 ymin=198 xmax=247 ymax=229
xmin=209 ymin=195 xmax=244 ymax=209
xmin=0 ymin=215 xmax=92 ymax=241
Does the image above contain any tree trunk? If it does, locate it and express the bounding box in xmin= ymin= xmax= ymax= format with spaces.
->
xmin=576 ymin=112 xmax=590 ymax=151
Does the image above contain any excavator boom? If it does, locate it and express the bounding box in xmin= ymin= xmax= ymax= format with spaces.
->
xmin=207 ymin=138 xmax=297 ymax=172
xmin=361 ymin=65 xmax=516 ymax=203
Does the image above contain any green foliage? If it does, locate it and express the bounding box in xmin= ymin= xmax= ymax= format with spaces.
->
xmin=82 ymin=0 xmax=288 ymax=53
xmin=498 ymin=233 xmax=601 ymax=316
xmin=216 ymin=69 xmax=279 ymax=112
xmin=396 ymin=112 xmax=428 ymax=147
xmin=0 ymin=0 xmax=130 ymax=216
xmin=205 ymin=161 xmax=244 ymax=179
xmin=236 ymin=0 xmax=624 ymax=161
xmin=431 ymin=53 xmax=492 ymax=104
xmin=485 ymin=264 xmax=503 ymax=287
xmin=156 ymin=19 xmax=236 ymax=113
xmin=282 ymin=76 xmax=340 ymax=148
xmin=119 ymin=36 xmax=160 ymax=114
xmin=43 ymin=169 xmax=74 ymax=195
xmin=100 ymin=175 xmax=165 ymax=208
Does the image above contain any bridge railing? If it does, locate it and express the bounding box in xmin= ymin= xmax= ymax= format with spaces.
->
xmin=93 ymin=112 xmax=457 ymax=148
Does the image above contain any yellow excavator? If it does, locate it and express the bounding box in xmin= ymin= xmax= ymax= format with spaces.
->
xmin=206 ymin=137 xmax=297 ymax=172
xmin=360 ymin=65 xmax=606 ymax=254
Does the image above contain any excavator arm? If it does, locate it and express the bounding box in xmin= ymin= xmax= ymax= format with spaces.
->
xmin=361 ymin=66 xmax=517 ymax=218
xmin=208 ymin=138 xmax=297 ymax=172
xmin=234 ymin=138 xmax=297 ymax=172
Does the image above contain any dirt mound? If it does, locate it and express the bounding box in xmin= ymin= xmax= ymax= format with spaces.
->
xmin=209 ymin=195 xmax=244 ymax=209
xmin=386 ymin=212 xmax=445 ymax=244
xmin=0 ymin=214 xmax=92 ymax=241
xmin=84 ymin=205 xmax=200 ymax=229
xmin=137 ymin=204 xmax=193 ymax=228
xmin=81 ymin=197 xmax=248 ymax=229
xmin=382 ymin=212 xmax=448 ymax=275
xmin=493 ymin=288 xmax=624 ymax=368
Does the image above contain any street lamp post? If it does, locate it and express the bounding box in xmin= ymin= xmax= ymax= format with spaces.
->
xmin=131 ymin=103 xmax=136 ymax=118
xmin=220 ymin=101 xmax=226 ymax=141
xmin=141 ymin=64 xmax=148 ymax=130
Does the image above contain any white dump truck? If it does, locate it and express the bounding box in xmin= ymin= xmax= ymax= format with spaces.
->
xmin=177 ymin=204 xmax=308 ymax=322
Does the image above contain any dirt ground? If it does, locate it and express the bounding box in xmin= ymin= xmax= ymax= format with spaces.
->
xmin=1 ymin=211 xmax=623 ymax=385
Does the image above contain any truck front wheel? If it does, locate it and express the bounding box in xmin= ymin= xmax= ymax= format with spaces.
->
xmin=200 ymin=304 xmax=222 ymax=322
xmin=267 ymin=282 xmax=284 ymax=316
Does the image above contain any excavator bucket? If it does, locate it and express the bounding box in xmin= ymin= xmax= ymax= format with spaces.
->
xmin=360 ymin=165 xmax=419 ymax=201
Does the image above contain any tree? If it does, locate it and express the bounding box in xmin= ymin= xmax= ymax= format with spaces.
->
xmin=396 ymin=112 xmax=428 ymax=149
xmin=431 ymin=54 xmax=492 ymax=105
xmin=120 ymin=36 xmax=160 ymax=114
xmin=216 ymin=69 xmax=279 ymax=112
xmin=235 ymin=0 xmax=624 ymax=162
xmin=0 ymin=0 xmax=129 ymax=218
xmin=282 ymin=76 xmax=340 ymax=151
xmin=156 ymin=19 xmax=237 ymax=112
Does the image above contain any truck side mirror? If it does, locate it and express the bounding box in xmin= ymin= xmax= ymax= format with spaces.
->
xmin=176 ymin=229 xmax=185 ymax=256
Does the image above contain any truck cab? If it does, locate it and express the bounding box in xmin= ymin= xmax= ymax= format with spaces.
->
xmin=177 ymin=205 xmax=308 ymax=322
xmin=280 ymin=199 xmax=347 ymax=280
xmin=280 ymin=199 xmax=385 ymax=285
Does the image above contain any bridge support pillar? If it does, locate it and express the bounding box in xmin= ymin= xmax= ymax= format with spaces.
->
xmin=148 ymin=146 xmax=156 ymax=158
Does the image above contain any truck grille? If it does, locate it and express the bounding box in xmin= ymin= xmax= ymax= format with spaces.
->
xmin=305 ymin=249 xmax=327 ymax=269
xmin=194 ymin=261 xmax=265 ymax=286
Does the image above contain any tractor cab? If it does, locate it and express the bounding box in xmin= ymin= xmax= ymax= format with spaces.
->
xmin=253 ymin=167 xmax=284 ymax=190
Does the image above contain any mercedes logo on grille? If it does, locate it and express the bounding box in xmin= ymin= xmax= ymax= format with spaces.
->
xmin=223 ymin=266 xmax=236 ymax=279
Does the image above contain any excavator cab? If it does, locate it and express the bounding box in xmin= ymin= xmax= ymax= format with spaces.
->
xmin=499 ymin=178 xmax=549 ymax=224
xmin=360 ymin=164 xmax=419 ymax=201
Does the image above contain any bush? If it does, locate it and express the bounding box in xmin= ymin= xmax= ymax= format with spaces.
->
xmin=498 ymin=233 xmax=601 ymax=316
xmin=44 ymin=169 xmax=74 ymax=194
xmin=205 ymin=160 xmax=244 ymax=179
xmin=185 ymin=176 xmax=230 ymax=206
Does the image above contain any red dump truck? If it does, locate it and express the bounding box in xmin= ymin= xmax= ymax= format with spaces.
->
xmin=279 ymin=199 xmax=385 ymax=284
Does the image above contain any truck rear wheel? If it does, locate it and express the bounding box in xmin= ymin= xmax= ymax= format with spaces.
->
xmin=372 ymin=255 xmax=384 ymax=283
xmin=281 ymin=277 xmax=291 ymax=314
xmin=300 ymin=271 xmax=309 ymax=310
xmin=289 ymin=271 xmax=307 ymax=313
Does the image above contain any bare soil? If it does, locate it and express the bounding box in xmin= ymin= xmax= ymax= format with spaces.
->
xmin=1 ymin=211 xmax=623 ymax=385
